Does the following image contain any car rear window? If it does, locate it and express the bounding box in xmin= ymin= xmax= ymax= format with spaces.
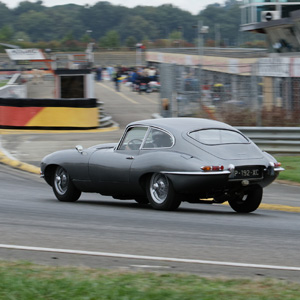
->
xmin=189 ymin=129 xmax=249 ymax=145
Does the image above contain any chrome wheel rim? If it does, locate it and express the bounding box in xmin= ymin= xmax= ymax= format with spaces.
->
xmin=54 ymin=167 xmax=69 ymax=195
xmin=150 ymin=173 xmax=169 ymax=204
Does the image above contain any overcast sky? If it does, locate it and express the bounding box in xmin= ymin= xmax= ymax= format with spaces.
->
xmin=2 ymin=0 xmax=225 ymax=15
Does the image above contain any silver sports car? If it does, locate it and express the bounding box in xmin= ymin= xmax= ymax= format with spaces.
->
xmin=40 ymin=118 xmax=284 ymax=213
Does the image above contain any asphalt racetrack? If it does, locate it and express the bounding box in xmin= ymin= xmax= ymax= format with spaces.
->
xmin=1 ymin=165 xmax=300 ymax=282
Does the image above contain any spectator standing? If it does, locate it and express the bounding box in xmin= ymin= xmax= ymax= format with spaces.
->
xmin=114 ymin=68 xmax=122 ymax=92
xmin=106 ymin=66 xmax=114 ymax=80
xmin=130 ymin=68 xmax=139 ymax=90
xmin=148 ymin=66 xmax=157 ymax=82
xmin=96 ymin=66 xmax=102 ymax=81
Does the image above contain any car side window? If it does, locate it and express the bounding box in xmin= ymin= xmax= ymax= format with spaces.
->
xmin=118 ymin=127 xmax=148 ymax=150
xmin=143 ymin=128 xmax=173 ymax=149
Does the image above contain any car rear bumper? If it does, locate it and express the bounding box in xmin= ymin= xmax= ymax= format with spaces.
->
xmin=163 ymin=171 xmax=230 ymax=194
xmin=162 ymin=168 xmax=280 ymax=195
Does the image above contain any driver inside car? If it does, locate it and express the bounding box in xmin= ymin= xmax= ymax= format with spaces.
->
xmin=151 ymin=131 xmax=172 ymax=148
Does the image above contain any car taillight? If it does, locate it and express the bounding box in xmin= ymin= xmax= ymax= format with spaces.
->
xmin=201 ymin=165 xmax=224 ymax=172
xmin=270 ymin=161 xmax=281 ymax=168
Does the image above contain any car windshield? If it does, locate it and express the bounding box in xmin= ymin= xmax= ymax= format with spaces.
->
xmin=189 ymin=129 xmax=249 ymax=145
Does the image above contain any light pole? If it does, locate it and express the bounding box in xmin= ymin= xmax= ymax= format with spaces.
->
xmin=177 ymin=26 xmax=183 ymax=48
xmin=136 ymin=43 xmax=143 ymax=67
xmin=193 ymin=21 xmax=209 ymax=103
xmin=215 ymin=24 xmax=220 ymax=48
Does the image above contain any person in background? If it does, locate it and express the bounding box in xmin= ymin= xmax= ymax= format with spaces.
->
xmin=148 ymin=66 xmax=157 ymax=82
xmin=130 ymin=68 xmax=139 ymax=91
xmin=106 ymin=65 xmax=114 ymax=80
xmin=96 ymin=66 xmax=102 ymax=81
xmin=114 ymin=68 xmax=122 ymax=92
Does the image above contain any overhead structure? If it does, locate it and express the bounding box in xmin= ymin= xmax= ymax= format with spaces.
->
xmin=240 ymin=0 xmax=300 ymax=53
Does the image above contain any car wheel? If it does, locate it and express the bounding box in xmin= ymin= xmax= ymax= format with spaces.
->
xmin=147 ymin=173 xmax=181 ymax=211
xmin=228 ymin=185 xmax=263 ymax=213
xmin=52 ymin=166 xmax=81 ymax=202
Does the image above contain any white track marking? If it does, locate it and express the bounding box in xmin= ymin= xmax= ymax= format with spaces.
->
xmin=0 ymin=244 xmax=300 ymax=271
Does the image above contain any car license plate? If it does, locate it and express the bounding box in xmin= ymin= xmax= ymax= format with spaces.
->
xmin=234 ymin=166 xmax=262 ymax=179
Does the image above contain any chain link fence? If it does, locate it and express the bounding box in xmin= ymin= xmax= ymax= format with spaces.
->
xmin=159 ymin=62 xmax=300 ymax=127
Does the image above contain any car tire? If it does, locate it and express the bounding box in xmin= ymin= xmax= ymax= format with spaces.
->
xmin=228 ymin=185 xmax=263 ymax=213
xmin=52 ymin=166 xmax=81 ymax=202
xmin=146 ymin=173 xmax=181 ymax=211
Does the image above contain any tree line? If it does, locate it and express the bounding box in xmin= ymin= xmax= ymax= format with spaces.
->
xmin=0 ymin=0 xmax=264 ymax=52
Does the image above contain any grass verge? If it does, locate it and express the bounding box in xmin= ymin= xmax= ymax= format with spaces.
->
xmin=275 ymin=156 xmax=300 ymax=183
xmin=0 ymin=80 xmax=8 ymax=87
xmin=0 ymin=261 xmax=300 ymax=300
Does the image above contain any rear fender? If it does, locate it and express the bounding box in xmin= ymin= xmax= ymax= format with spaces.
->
xmin=134 ymin=151 xmax=204 ymax=191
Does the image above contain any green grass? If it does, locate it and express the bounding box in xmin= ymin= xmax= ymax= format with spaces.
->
xmin=0 ymin=261 xmax=300 ymax=300
xmin=0 ymin=80 xmax=8 ymax=87
xmin=275 ymin=156 xmax=300 ymax=183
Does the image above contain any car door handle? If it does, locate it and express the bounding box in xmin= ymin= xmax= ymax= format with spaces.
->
xmin=126 ymin=156 xmax=134 ymax=160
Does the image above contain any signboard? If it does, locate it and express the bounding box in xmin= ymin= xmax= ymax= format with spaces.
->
xmin=290 ymin=58 xmax=300 ymax=77
xmin=257 ymin=57 xmax=290 ymax=77
xmin=5 ymin=48 xmax=45 ymax=61
xmin=146 ymin=51 xmax=255 ymax=75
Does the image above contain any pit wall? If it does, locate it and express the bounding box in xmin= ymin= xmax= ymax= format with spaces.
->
xmin=0 ymin=98 xmax=99 ymax=129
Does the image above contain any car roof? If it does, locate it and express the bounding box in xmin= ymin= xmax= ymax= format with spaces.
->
xmin=127 ymin=118 xmax=235 ymax=135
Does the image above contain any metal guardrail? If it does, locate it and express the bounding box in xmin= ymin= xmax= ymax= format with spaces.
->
xmin=237 ymin=127 xmax=300 ymax=154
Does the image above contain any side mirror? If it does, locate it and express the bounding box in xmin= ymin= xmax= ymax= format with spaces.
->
xmin=75 ymin=145 xmax=83 ymax=154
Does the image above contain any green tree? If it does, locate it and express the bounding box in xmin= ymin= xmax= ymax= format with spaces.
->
xmin=0 ymin=25 xmax=14 ymax=42
xmin=198 ymin=0 xmax=262 ymax=47
xmin=14 ymin=31 xmax=31 ymax=43
xmin=14 ymin=10 xmax=55 ymax=41
xmin=80 ymin=33 xmax=93 ymax=43
xmin=0 ymin=2 xmax=12 ymax=29
xmin=0 ymin=0 xmax=263 ymax=51
xmin=125 ymin=36 xmax=137 ymax=48
xmin=80 ymin=2 xmax=129 ymax=41
xmin=13 ymin=0 xmax=45 ymax=15
xmin=99 ymin=30 xmax=120 ymax=48
xmin=61 ymin=32 xmax=75 ymax=43
xmin=46 ymin=5 xmax=85 ymax=40
xmin=117 ymin=15 xmax=154 ymax=42
xmin=169 ymin=30 xmax=182 ymax=40
xmin=168 ymin=30 xmax=183 ymax=47
xmin=136 ymin=4 xmax=196 ymax=42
